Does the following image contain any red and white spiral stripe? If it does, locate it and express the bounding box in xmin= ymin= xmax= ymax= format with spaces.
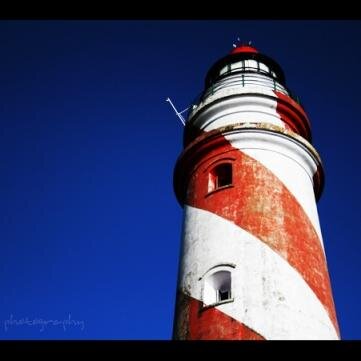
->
xmin=173 ymin=88 xmax=339 ymax=340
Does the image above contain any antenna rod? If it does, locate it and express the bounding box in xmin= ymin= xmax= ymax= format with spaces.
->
xmin=166 ymin=97 xmax=186 ymax=126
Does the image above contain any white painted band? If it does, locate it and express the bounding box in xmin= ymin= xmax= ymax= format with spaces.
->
xmin=178 ymin=206 xmax=338 ymax=340
xmin=189 ymin=92 xmax=285 ymax=132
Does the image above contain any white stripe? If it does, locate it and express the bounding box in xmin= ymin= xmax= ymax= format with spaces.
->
xmin=224 ymin=131 xmax=325 ymax=250
xmin=191 ymin=90 xmax=286 ymax=132
xmin=179 ymin=206 xmax=338 ymax=340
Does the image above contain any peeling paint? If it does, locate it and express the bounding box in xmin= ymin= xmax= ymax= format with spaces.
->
xmin=184 ymin=139 xmax=339 ymax=335
xmin=173 ymin=49 xmax=338 ymax=340
xmin=175 ymin=292 xmax=265 ymax=340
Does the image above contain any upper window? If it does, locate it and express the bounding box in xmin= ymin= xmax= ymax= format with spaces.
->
xmin=244 ymin=59 xmax=258 ymax=71
xmin=259 ymin=62 xmax=269 ymax=73
xmin=219 ymin=66 xmax=228 ymax=75
xmin=208 ymin=163 xmax=232 ymax=193
xmin=230 ymin=60 xmax=244 ymax=71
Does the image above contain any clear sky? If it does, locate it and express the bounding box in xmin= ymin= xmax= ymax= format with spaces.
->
xmin=0 ymin=20 xmax=360 ymax=340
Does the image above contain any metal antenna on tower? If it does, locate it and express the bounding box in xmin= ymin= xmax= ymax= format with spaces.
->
xmin=165 ymin=97 xmax=189 ymax=126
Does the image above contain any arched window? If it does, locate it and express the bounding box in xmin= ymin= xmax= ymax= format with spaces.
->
xmin=203 ymin=270 xmax=232 ymax=306
xmin=208 ymin=163 xmax=232 ymax=193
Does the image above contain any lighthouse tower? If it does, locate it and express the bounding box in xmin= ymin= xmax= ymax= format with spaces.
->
xmin=172 ymin=44 xmax=340 ymax=340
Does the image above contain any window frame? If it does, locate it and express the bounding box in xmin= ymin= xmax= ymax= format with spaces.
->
xmin=218 ymin=289 xmax=231 ymax=302
xmin=199 ymin=264 xmax=236 ymax=310
xmin=206 ymin=160 xmax=234 ymax=196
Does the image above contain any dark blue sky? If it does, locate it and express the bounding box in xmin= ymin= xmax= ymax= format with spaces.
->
xmin=0 ymin=20 xmax=360 ymax=340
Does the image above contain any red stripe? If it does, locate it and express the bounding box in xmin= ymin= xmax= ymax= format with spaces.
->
xmin=185 ymin=133 xmax=339 ymax=336
xmin=274 ymin=91 xmax=311 ymax=141
xmin=173 ymin=292 xmax=265 ymax=340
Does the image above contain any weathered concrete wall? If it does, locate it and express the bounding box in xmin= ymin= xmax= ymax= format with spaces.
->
xmin=173 ymin=129 xmax=339 ymax=340
xmin=173 ymin=47 xmax=339 ymax=340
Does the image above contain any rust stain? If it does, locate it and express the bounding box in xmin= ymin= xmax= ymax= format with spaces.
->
xmin=185 ymin=137 xmax=339 ymax=336
xmin=177 ymin=292 xmax=265 ymax=340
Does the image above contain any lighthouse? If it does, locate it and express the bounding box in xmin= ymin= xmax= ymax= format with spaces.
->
xmin=172 ymin=44 xmax=340 ymax=340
